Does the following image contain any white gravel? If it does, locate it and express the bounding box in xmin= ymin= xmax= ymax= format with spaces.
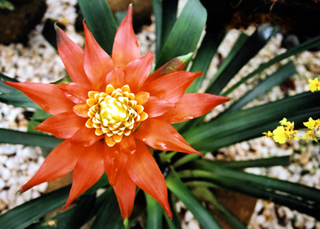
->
xmin=0 ymin=1 xmax=319 ymax=229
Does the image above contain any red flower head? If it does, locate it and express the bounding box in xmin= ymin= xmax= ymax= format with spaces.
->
xmin=5 ymin=5 xmax=229 ymax=220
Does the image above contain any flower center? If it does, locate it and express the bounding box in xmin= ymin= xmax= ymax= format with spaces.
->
xmin=85 ymin=84 xmax=148 ymax=146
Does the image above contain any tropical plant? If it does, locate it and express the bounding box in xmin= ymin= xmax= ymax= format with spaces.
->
xmin=0 ymin=0 xmax=319 ymax=228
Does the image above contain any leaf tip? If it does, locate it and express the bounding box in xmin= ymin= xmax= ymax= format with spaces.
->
xmin=123 ymin=218 xmax=129 ymax=228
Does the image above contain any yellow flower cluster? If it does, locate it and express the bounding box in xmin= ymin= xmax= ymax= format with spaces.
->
xmin=263 ymin=117 xmax=320 ymax=143
xmin=302 ymin=117 xmax=320 ymax=142
xmin=263 ymin=78 xmax=320 ymax=144
xmin=308 ymin=78 xmax=320 ymax=92
xmin=263 ymin=118 xmax=299 ymax=144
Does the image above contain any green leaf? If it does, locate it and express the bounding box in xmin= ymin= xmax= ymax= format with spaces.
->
xmin=114 ymin=11 xmax=127 ymax=26
xmin=0 ymin=0 xmax=15 ymax=10
xmin=184 ymin=160 xmax=320 ymax=203
xmin=192 ymin=187 xmax=247 ymax=229
xmin=0 ymin=128 xmax=63 ymax=148
xmin=27 ymin=194 xmax=96 ymax=229
xmin=160 ymin=0 xmax=178 ymax=56
xmin=0 ymin=91 xmax=40 ymax=109
xmin=78 ymin=0 xmax=117 ymax=55
xmin=90 ymin=187 xmax=124 ymax=229
xmin=164 ymin=192 xmax=181 ymax=229
xmin=0 ymin=185 xmax=70 ymax=229
xmin=187 ymin=30 xmax=226 ymax=93
xmin=152 ymin=0 xmax=163 ymax=59
xmin=31 ymin=109 xmax=52 ymax=122
xmin=206 ymin=156 xmax=291 ymax=169
xmin=156 ymin=0 xmax=207 ymax=68
xmin=166 ymin=168 xmax=223 ymax=229
xmin=206 ymin=25 xmax=277 ymax=95
xmin=146 ymin=193 xmax=163 ymax=229
xmin=0 ymin=73 xmax=18 ymax=93
xmin=222 ymin=33 xmax=320 ymax=96
xmin=225 ymin=61 xmax=297 ymax=113
xmin=178 ymin=163 xmax=320 ymax=219
xmin=183 ymin=92 xmax=320 ymax=151
xmin=51 ymin=76 xmax=72 ymax=85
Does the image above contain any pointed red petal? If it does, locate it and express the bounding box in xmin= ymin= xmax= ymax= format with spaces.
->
xmin=141 ymin=71 xmax=202 ymax=104
xmin=73 ymin=103 xmax=89 ymax=118
xmin=144 ymin=56 xmax=187 ymax=85
xmin=83 ymin=22 xmax=113 ymax=90
xmin=56 ymin=27 xmax=90 ymax=84
xmin=119 ymin=134 xmax=136 ymax=154
xmin=59 ymin=82 xmax=91 ymax=104
xmin=64 ymin=141 xmax=105 ymax=208
xmin=104 ymin=145 xmax=128 ymax=186
xmin=4 ymin=81 xmax=74 ymax=115
xmin=123 ymin=52 xmax=153 ymax=93
xmin=20 ymin=140 xmax=85 ymax=193
xmin=112 ymin=5 xmax=140 ymax=69
xmin=113 ymin=169 xmax=136 ymax=220
xmin=127 ymin=140 xmax=172 ymax=217
xmin=135 ymin=118 xmax=201 ymax=155
xmin=160 ymin=93 xmax=230 ymax=123
xmin=70 ymin=126 xmax=103 ymax=147
xmin=135 ymin=91 xmax=150 ymax=105
xmin=105 ymin=67 xmax=125 ymax=89
xmin=143 ymin=96 xmax=175 ymax=118
xmin=34 ymin=111 xmax=86 ymax=139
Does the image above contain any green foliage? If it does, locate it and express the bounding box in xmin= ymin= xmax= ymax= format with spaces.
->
xmin=0 ymin=0 xmax=320 ymax=228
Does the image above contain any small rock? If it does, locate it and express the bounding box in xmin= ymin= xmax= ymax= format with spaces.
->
xmin=0 ymin=179 xmax=6 ymax=190
xmin=184 ymin=211 xmax=194 ymax=222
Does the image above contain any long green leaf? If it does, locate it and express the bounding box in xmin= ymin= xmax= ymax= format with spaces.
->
xmin=27 ymin=194 xmax=96 ymax=229
xmin=164 ymin=192 xmax=181 ymax=229
xmin=146 ymin=193 xmax=163 ymax=229
xmin=222 ymin=33 xmax=320 ymax=96
xmin=186 ymin=160 xmax=320 ymax=203
xmin=192 ymin=187 xmax=247 ymax=229
xmin=160 ymin=0 xmax=178 ymax=54
xmin=166 ymin=168 xmax=223 ymax=229
xmin=152 ymin=0 xmax=163 ymax=59
xmin=0 ymin=91 xmax=40 ymax=109
xmin=206 ymin=156 xmax=291 ymax=169
xmin=0 ymin=185 xmax=70 ymax=229
xmin=0 ymin=128 xmax=63 ymax=148
xmin=0 ymin=73 xmax=18 ymax=93
xmin=156 ymin=0 xmax=207 ymax=68
xmin=90 ymin=187 xmax=124 ymax=229
xmin=179 ymin=168 xmax=320 ymax=220
xmin=224 ymin=61 xmax=297 ymax=114
xmin=78 ymin=0 xmax=117 ymax=55
xmin=187 ymin=30 xmax=226 ymax=93
xmin=206 ymin=25 xmax=277 ymax=95
xmin=183 ymin=92 xmax=320 ymax=150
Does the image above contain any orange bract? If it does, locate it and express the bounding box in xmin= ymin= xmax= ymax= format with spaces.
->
xmin=5 ymin=5 xmax=229 ymax=220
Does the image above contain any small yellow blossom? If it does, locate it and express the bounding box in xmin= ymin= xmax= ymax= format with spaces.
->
xmin=263 ymin=118 xmax=299 ymax=144
xmin=308 ymin=78 xmax=320 ymax=92
xmin=302 ymin=130 xmax=318 ymax=142
xmin=304 ymin=117 xmax=315 ymax=129
xmin=272 ymin=126 xmax=286 ymax=144
xmin=263 ymin=131 xmax=273 ymax=138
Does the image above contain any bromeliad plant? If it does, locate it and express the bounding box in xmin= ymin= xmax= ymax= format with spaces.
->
xmin=0 ymin=0 xmax=320 ymax=228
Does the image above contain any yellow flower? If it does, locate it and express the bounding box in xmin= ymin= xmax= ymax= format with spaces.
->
xmin=304 ymin=117 xmax=315 ymax=129
xmin=302 ymin=130 xmax=318 ymax=142
xmin=272 ymin=126 xmax=286 ymax=144
xmin=263 ymin=131 xmax=273 ymax=138
xmin=264 ymin=118 xmax=300 ymax=143
xmin=308 ymin=78 xmax=320 ymax=92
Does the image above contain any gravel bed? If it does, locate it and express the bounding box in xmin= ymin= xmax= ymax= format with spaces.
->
xmin=0 ymin=1 xmax=319 ymax=228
